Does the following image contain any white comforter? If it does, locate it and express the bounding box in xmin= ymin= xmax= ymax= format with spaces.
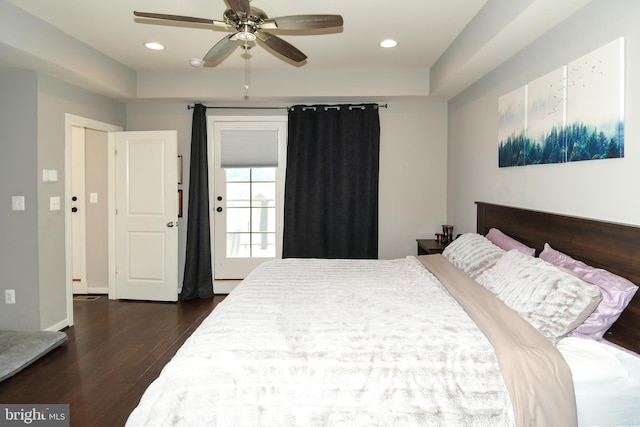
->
xmin=127 ymin=257 xmax=515 ymax=426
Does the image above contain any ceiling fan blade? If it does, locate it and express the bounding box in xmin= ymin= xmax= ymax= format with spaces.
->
xmin=134 ymin=11 xmax=210 ymax=25
xmin=226 ymin=0 xmax=251 ymax=18
xmin=255 ymin=31 xmax=307 ymax=63
xmin=203 ymin=34 xmax=239 ymax=63
xmin=262 ymin=15 xmax=343 ymax=31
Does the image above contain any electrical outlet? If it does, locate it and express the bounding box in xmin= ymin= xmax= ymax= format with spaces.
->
xmin=5 ymin=289 xmax=15 ymax=304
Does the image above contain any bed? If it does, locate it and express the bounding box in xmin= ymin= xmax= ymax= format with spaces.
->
xmin=126 ymin=202 xmax=640 ymax=426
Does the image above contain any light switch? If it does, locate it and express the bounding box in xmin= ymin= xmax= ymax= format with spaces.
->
xmin=43 ymin=169 xmax=58 ymax=182
xmin=12 ymin=196 xmax=25 ymax=211
xmin=50 ymin=196 xmax=61 ymax=211
xmin=90 ymin=192 xmax=98 ymax=203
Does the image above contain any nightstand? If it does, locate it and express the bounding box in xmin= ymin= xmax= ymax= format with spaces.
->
xmin=416 ymin=239 xmax=450 ymax=255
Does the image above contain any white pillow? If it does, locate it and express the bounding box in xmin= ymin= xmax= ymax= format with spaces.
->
xmin=476 ymin=250 xmax=602 ymax=342
xmin=442 ymin=233 xmax=505 ymax=279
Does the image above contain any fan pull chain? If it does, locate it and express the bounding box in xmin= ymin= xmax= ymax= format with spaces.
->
xmin=243 ymin=44 xmax=251 ymax=97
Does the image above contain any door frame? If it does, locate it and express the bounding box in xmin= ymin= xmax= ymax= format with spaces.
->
xmin=207 ymin=115 xmax=287 ymax=293
xmin=64 ymin=114 xmax=122 ymax=327
xmin=70 ymin=125 xmax=88 ymax=294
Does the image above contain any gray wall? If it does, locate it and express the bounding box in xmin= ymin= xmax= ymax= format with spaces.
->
xmin=36 ymin=74 xmax=125 ymax=330
xmin=447 ymin=0 xmax=640 ymax=233
xmin=0 ymin=70 xmax=40 ymax=330
xmin=0 ymin=70 xmax=125 ymax=331
xmin=85 ymin=128 xmax=108 ymax=290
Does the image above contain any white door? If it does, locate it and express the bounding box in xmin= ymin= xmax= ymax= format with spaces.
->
xmin=115 ymin=130 xmax=178 ymax=301
xmin=210 ymin=118 xmax=287 ymax=280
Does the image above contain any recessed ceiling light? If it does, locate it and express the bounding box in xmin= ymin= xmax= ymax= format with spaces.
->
xmin=190 ymin=58 xmax=204 ymax=67
xmin=380 ymin=39 xmax=398 ymax=48
xmin=144 ymin=42 xmax=165 ymax=51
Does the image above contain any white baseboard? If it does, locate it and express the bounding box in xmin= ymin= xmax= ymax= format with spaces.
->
xmin=213 ymin=280 xmax=241 ymax=294
xmin=73 ymin=285 xmax=108 ymax=295
xmin=72 ymin=280 xmax=87 ymax=294
xmin=46 ymin=318 xmax=71 ymax=332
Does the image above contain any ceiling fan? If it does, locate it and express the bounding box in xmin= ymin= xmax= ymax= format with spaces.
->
xmin=133 ymin=0 xmax=343 ymax=65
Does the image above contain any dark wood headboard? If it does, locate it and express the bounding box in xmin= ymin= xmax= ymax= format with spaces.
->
xmin=476 ymin=202 xmax=639 ymax=353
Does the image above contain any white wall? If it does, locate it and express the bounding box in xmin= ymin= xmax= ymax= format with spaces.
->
xmin=447 ymin=0 xmax=640 ymax=234
xmin=378 ymin=101 xmax=448 ymax=258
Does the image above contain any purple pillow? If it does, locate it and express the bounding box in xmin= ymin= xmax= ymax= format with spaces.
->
xmin=540 ymin=243 xmax=639 ymax=340
xmin=486 ymin=228 xmax=535 ymax=256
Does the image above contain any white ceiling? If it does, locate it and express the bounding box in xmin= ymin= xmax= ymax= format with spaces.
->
xmin=1 ymin=0 xmax=592 ymax=102
xmin=7 ymin=0 xmax=487 ymax=72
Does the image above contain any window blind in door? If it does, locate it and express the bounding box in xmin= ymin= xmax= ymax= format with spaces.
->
xmin=220 ymin=128 xmax=279 ymax=168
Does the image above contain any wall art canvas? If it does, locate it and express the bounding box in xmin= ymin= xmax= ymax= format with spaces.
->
xmin=498 ymin=86 xmax=527 ymax=167
xmin=498 ymin=37 xmax=624 ymax=167
xmin=566 ymin=38 xmax=624 ymax=162
xmin=526 ymin=67 xmax=567 ymax=165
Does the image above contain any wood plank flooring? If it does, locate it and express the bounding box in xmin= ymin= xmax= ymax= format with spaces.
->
xmin=0 ymin=295 xmax=226 ymax=426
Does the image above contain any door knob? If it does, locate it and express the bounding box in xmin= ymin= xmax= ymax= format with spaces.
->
xmin=167 ymin=222 xmax=175 ymax=228
xmin=71 ymin=207 xmax=78 ymax=212
xmin=216 ymin=207 xmax=223 ymax=212
xmin=217 ymin=196 xmax=223 ymax=201
xmin=72 ymin=196 xmax=78 ymax=201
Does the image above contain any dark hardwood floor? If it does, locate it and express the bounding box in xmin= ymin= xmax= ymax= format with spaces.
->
xmin=0 ymin=294 xmax=226 ymax=426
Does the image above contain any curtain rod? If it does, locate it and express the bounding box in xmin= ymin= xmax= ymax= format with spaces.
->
xmin=187 ymin=103 xmax=388 ymax=111
xmin=290 ymin=104 xmax=387 ymax=112
xmin=187 ymin=105 xmax=286 ymax=110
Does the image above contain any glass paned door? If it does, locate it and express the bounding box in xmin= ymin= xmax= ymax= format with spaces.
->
xmin=210 ymin=118 xmax=286 ymax=280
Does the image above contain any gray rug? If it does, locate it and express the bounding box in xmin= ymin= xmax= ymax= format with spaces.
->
xmin=0 ymin=330 xmax=67 ymax=382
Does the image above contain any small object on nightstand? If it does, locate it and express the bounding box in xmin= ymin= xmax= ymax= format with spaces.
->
xmin=442 ymin=225 xmax=454 ymax=243
xmin=416 ymin=239 xmax=450 ymax=255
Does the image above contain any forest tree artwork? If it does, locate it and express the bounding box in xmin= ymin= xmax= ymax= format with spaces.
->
xmin=498 ymin=38 xmax=624 ymax=167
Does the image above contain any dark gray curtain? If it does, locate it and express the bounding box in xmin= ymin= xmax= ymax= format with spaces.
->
xmin=180 ymin=103 xmax=214 ymax=300
xmin=283 ymin=104 xmax=380 ymax=259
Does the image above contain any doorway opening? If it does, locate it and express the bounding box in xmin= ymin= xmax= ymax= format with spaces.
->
xmin=70 ymin=126 xmax=110 ymax=295
xmin=64 ymin=114 xmax=122 ymax=326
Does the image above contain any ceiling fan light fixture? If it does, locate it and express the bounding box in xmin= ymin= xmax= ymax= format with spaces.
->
xmin=380 ymin=39 xmax=398 ymax=48
xmin=144 ymin=41 xmax=165 ymax=50
xmin=236 ymin=24 xmax=257 ymax=41
xmin=237 ymin=31 xmax=257 ymax=41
